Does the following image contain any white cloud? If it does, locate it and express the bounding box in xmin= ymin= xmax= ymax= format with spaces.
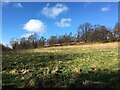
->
xmin=21 ymin=33 xmax=34 ymax=38
xmin=23 ymin=19 xmax=46 ymax=32
xmin=41 ymin=3 xmax=68 ymax=19
xmin=101 ymin=5 xmax=110 ymax=11
xmin=14 ymin=3 xmax=23 ymax=8
xmin=55 ymin=18 xmax=71 ymax=27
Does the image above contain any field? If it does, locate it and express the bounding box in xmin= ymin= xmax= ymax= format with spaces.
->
xmin=2 ymin=42 xmax=120 ymax=88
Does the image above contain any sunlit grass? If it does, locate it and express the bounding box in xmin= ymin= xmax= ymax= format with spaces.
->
xmin=2 ymin=42 xmax=119 ymax=88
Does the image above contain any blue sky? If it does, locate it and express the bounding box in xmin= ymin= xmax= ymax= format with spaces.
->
xmin=2 ymin=2 xmax=118 ymax=45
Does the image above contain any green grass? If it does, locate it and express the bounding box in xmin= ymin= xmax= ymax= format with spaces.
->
xmin=2 ymin=42 xmax=120 ymax=88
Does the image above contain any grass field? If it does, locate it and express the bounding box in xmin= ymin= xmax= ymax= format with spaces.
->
xmin=2 ymin=42 xmax=120 ymax=88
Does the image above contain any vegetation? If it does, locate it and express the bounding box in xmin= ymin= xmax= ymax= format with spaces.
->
xmin=2 ymin=22 xmax=119 ymax=51
xmin=2 ymin=42 xmax=120 ymax=89
xmin=0 ymin=44 xmax=11 ymax=51
xmin=1 ymin=22 xmax=120 ymax=89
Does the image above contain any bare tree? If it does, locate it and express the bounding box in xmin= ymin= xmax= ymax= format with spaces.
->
xmin=114 ymin=22 xmax=120 ymax=39
xmin=78 ymin=23 xmax=91 ymax=42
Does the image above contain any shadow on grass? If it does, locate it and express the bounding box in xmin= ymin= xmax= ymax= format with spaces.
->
xmin=2 ymin=69 xmax=120 ymax=89
xmin=2 ymin=52 xmax=80 ymax=89
xmin=2 ymin=52 xmax=81 ymax=72
xmin=2 ymin=51 xmax=120 ymax=89
xmin=68 ymin=70 xmax=120 ymax=89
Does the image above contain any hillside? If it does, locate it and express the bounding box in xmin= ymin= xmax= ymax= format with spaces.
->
xmin=2 ymin=42 xmax=120 ymax=89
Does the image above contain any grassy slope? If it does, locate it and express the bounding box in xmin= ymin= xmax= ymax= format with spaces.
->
xmin=2 ymin=42 xmax=120 ymax=88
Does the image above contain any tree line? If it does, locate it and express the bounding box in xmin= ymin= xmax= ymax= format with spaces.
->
xmin=1 ymin=22 xmax=120 ymax=51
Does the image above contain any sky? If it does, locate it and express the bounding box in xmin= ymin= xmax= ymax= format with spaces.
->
xmin=1 ymin=2 xmax=118 ymax=45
